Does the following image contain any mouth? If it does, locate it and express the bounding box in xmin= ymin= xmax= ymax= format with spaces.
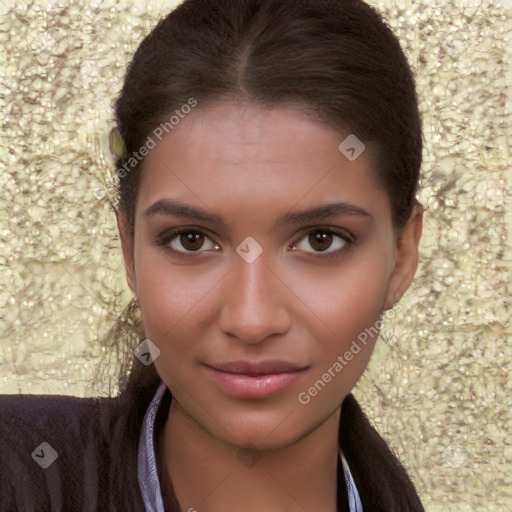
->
xmin=202 ymin=360 xmax=310 ymax=398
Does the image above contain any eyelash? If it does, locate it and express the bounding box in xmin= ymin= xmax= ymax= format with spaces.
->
xmin=155 ymin=227 xmax=357 ymax=260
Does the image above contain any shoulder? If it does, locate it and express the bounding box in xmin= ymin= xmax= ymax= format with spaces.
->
xmin=0 ymin=392 xmax=123 ymax=453
xmin=1 ymin=390 xmax=106 ymax=424
xmin=0 ymin=392 xmax=145 ymax=512
xmin=340 ymin=393 xmax=425 ymax=511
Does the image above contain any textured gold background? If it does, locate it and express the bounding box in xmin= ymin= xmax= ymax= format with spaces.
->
xmin=0 ymin=0 xmax=510 ymax=510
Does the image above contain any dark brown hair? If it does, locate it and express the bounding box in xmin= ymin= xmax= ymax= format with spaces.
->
xmin=96 ymin=0 xmax=425 ymax=510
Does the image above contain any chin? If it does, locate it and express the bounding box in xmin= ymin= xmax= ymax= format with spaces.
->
xmin=208 ymin=407 xmax=315 ymax=451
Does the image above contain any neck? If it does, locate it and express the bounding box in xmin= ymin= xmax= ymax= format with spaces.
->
xmin=156 ymin=398 xmax=342 ymax=512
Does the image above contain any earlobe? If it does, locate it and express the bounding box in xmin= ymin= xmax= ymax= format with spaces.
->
xmin=116 ymin=210 xmax=137 ymax=298
xmin=384 ymin=202 xmax=424 ymax=310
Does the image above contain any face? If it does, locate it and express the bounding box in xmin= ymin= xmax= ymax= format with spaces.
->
xmin=119 ymin=102 xmax=422 ymax=450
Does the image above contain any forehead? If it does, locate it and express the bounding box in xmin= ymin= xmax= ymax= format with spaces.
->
xmin=137 ymin=102 xmax=390 ymax=221
xmin=145 ymin=102 xmax=364 ymax=170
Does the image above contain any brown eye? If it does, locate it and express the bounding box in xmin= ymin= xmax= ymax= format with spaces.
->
xmin=308 ymin=231 xmax=334 ymax=252
xmin=290 ymin=228 xmax=355 ymax=258
xmin=180 ymin=231 xmax=205 ymax=251
xmin=156 ymin=228 xmax=220 ymax=258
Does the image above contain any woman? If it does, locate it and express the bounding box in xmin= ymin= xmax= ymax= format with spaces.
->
xmin=0 ymin=0 xmax=425 ymax=510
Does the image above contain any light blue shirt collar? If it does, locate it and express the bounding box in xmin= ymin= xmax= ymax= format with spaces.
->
xmin=138 ymin=382 xmax=363 ymax=512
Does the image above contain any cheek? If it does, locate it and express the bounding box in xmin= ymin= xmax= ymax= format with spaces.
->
xmin=292 ymin=257 xmax=389 ymax=344
xmin=134 ymin=252 xmax=218 ymax=353
xmin=136 ymin=266 xmax=214 ymax=393
xmin=290 ymin=259 xmax=389 ymax=393
xmin=326 ymin=272 xmax=386 ymax=347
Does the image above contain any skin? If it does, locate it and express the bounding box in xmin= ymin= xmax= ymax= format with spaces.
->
xmin=118 ymin=102 xmax=423 ymax=512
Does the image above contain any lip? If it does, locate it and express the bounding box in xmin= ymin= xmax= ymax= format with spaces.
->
xmin=206 ymin=359 xmax=308 ymax=375
xmin=203 ymin=360 xmax=309 ymax=398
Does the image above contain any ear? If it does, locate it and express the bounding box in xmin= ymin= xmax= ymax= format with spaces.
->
xmin=116 ymin=210 xmax=137 ymax=298
xmin=384 ymin=202 xmax=424 ymax=310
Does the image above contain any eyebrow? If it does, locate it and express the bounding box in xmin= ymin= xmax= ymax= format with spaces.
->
xmin=144 ymin=199 xmax=372 ymax=227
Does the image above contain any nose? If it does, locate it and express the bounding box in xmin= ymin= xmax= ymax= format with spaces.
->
xmin=217 ymin=250 xmax=291 ymax=344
